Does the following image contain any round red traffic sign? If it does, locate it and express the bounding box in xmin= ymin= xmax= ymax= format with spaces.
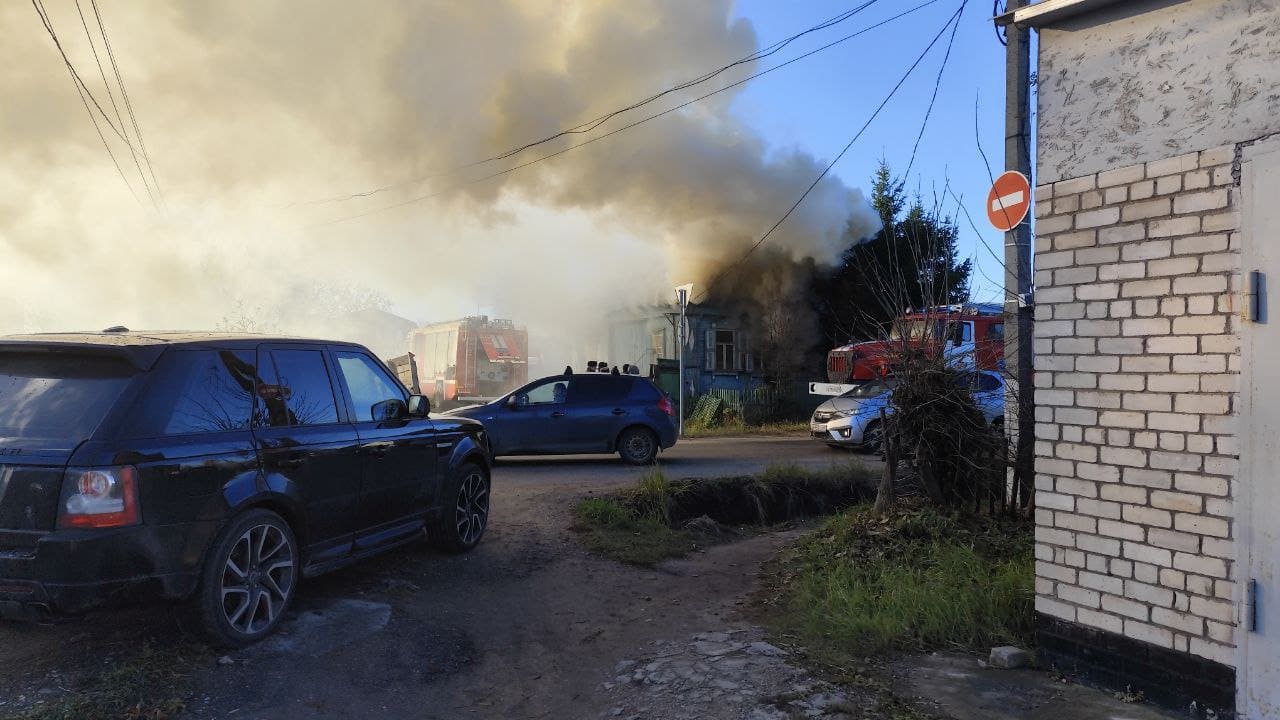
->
xmin=986 ymin=171 xmax=1032 ymax=232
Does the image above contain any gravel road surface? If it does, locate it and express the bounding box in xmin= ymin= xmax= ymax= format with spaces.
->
xmin=0 ymin=436 xmax=865 ymax=719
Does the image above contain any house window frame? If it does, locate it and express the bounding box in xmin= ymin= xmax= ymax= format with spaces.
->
xmin=651 ymin=329 xmax=667 ymax=362
xmin=715 ymin=329 xmax=736 ymax=372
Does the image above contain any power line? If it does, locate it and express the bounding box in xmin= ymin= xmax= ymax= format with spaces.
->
xmin=74 ymin=0 xmax=156 ymax=208
xmin=973 ymin=95 xmax=997 ymax=185
xmin=904 ymin=0 xmax=964 ymax=178
xmin=478 ymin=0 xmax=884 ymax=165
xmin=91 ymin=0 xmax=166 ymax=212
xmin=299 ymin=0 xmax=898 ymax=207
xmin=31 ymin=0 xmax=141 ymax=204
xmin=947 ymin=185 xmax=1019 ymax=300
xmin=314 ymin=0 xmax=944 ymax=226
xmin=32 ymin=0 xmax=128 ymax=143
xmin=888 ymin=2 xmax=965 ymax=304
xmin=693 ymin=1 xmax=968 ymax=303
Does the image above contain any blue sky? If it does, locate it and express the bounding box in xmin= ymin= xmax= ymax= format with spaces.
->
xmin=729 ymin=0 xmax=1018 ymax=302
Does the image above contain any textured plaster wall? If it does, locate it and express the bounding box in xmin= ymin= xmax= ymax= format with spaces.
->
xmin=1037 ymin=0 xmax=1280 ymax=184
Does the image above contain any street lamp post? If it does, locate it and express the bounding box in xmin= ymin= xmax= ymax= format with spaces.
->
xmin=674 ymin=284 xmax=693 ymax=437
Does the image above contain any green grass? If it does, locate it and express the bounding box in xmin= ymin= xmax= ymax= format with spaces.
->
xmin=682 ymin=420 xmax=810 ymax=438
xmin=7 ymin=642 xmax=202 ymax=720
xmin=572 ymin=462 xmax=877 ymax=566
xmin=572 ymin=496 xmax=703 ymax=566
xmin=763 ymin=502 xmax=1034 ymax=659
xmin=629 ymin=466 xmax=678 ymax=524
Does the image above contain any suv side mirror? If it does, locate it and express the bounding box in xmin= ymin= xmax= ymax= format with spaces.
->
xmin=407 ymin=394 xmax=430 ymax=418
xmin=371 ymin=398 xmax=408 ymax=422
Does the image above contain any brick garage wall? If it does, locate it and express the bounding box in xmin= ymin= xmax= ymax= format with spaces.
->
xmin=1031 ymin=144 xmax=1240 ymax=667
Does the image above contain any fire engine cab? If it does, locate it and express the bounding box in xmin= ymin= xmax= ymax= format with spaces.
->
xmin=826 ymin=303 xmax=1005 ymax=383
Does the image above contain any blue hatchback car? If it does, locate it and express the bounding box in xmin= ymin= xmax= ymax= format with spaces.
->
xmin=446 ymin=373 xmax=678 ymax=464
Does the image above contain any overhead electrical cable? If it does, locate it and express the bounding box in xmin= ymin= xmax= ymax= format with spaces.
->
xmin=32 ymin=0 xmax=129 ymax=143
xmin=947 ymin=185 xmax=1020 ymax=299
xmin=90 ymin=0 xmax=166 ymax=212
xmin=479 ymin=0 xmax=884 ymax=164
xmin=884 ymin=3 xmax=965 ymax=309
xmin=31 ymin=0 xmax=141 ymax=205
xmin=314 ymin=0 xmax=944 ymax=226
xmin=73 ymin=0 xmax=156 ymax=207
xmin=297 ymin=0 xmax=909 ymax=207
xmin=693 ymin=1 xmax=968 ymax=303
xmin=903 ymin=0 xmax=964 ymax=179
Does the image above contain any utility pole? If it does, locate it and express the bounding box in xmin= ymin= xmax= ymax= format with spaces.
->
xmin=1003 ymin=0 xmax=1035 ymax=510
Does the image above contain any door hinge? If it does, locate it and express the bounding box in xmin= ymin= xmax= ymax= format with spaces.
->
xmin=1243 ymin=270 xmax=1266 ymax=322
xmin=1248 ymin=578 xmax=1260 ymax=633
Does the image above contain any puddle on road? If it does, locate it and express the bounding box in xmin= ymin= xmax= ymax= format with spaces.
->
xmin=252 ymin=599 xmax=392 ymax=658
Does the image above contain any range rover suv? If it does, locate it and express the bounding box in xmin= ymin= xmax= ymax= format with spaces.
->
xmin=0 ymin=332 xmax=490 ymax=646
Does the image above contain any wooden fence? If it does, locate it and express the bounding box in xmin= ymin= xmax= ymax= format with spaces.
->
xmin=698 ymin=380 xmax=824 ymax=423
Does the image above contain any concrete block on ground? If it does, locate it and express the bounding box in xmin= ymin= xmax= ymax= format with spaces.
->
xmin=989 ymin=646 xmax=1031 ymax=669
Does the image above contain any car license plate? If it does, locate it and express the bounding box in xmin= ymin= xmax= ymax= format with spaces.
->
xmin=811 ymin=422 xmax=827 ymax=433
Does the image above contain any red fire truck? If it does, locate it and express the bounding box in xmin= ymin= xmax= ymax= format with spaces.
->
xmin=405 ymin=316 xmax=529 ymax=406
xmin=826 ymin=303 xmax=1005 ymax=383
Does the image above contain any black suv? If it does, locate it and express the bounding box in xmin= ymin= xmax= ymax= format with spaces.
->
xmin=447 ymin=371 xmax=677 ymax=464
xmin=0 ymin=332 xmax=490 ymax=646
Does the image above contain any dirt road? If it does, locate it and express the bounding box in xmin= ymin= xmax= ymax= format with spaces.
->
xmin=0 ymin=437 xmax=866 ymax=719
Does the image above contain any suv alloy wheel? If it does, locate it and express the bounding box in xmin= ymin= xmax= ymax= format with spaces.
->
xmin=197 ymin=509 xmax=298 ymax=647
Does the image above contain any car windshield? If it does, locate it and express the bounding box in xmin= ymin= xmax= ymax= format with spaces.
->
xmin=0 ymin=351 xmax=136 ymax=441
xmin=840 ymin=380 xmax=893 ymax=399
xmin=888 ymin=319 xmax=941 ymax=341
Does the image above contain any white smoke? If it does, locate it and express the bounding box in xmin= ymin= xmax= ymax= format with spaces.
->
xmin=0 ymin=0 xmax=878 ymax=357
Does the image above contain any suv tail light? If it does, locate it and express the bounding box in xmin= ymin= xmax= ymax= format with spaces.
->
xmin=57 ymin=466 xmax=140 ymax=529
xmin=657 ymin=396 xmax=675 ymax=417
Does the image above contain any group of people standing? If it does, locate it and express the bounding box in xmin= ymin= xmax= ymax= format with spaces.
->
xmin=561 ymin=361 xmax=643 ymax=376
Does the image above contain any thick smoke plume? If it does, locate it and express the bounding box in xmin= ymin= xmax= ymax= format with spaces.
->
xmin=0 ymin=0 xmax=878 ymax=366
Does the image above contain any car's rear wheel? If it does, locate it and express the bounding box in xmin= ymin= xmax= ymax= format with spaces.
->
xmin=197 ymin=508 xmax=298 ymax=648
xmin=618 ymin=426 xmax=658 ymax=465
xmin=431 ymin=462 xmax=489 ymax=553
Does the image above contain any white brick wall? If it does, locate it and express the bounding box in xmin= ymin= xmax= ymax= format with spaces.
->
xmin=1032 ymin=143 xmax=1240 ymax=667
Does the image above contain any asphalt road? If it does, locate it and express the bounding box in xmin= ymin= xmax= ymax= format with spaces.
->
xmin=493 ymin=434 xmax=871 ymax=486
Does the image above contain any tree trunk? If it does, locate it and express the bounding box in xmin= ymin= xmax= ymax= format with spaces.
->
xmin=873 ymin=409 xmax=895 ymax=514
xmin=916 ymin=442 xmax=946 ymax=505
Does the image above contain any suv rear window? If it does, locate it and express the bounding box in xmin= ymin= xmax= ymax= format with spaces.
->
xmin=124 ymin=349 xmax=257 ymax=437
xmin=260 ymin=349 xmax=340 ymax=426
xmin=0 ymin=351 xmax=136 ymax=441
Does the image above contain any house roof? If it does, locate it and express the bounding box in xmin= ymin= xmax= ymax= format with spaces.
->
xmin=608 ymin=302 xmax=729 ymax=322
xmin=994 ymin=0 xmax=1126 ymax=28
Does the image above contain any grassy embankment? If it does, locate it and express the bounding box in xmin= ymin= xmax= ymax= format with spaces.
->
xmin=762 ymin=501 xmax=1034 ymax=660
xmin=572 ymin=462 xmax=875 ymax=565
xmin=574 ymin=466 xmax=1033 ymax=658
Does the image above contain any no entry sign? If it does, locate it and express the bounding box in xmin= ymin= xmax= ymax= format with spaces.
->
xmin=986 ymin=171 xmax=1031 ymax=232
